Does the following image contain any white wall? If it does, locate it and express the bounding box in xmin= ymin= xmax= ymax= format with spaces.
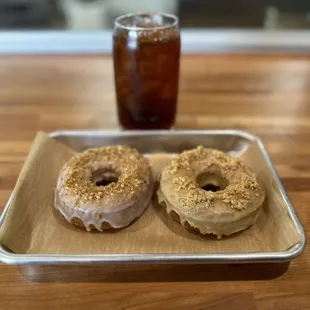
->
xmin=61 ymin=0 xmax=179 ymax=30
xmin=105 ymin=0 xmax=178 ymax=16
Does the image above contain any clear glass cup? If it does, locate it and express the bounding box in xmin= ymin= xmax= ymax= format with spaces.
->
xmin=113 ymin=12 xmax=181 ymax=130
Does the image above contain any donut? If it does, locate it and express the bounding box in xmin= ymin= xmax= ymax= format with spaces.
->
xmin=157 ymin=146 xmax=265 ymax=238
xmin=55 ymin=145 xmax=153 ymax=231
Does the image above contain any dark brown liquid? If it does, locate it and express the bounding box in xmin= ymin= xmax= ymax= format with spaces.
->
xmin=113 ymin=33 xmax=180 ymax=130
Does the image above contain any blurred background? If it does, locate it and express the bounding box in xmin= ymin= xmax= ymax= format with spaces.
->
xmin=1 ymin=0 xmax=310 ymax=30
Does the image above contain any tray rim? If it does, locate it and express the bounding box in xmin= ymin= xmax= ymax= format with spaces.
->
xmin=0 ymin=129 xmax=306 ymax=265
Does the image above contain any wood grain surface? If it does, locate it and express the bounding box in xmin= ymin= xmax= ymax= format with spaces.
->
xmin=0 ymin=54 xmax=310 ymax=309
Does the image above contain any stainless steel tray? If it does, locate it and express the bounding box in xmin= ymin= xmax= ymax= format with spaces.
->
xmin=0 ymin=130 xmax=306 ymax=265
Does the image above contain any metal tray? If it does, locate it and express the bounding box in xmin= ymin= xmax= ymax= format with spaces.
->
xmin=0 ymin=130 xmax=306 ymax=266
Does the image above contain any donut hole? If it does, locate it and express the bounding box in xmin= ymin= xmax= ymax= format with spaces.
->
xmin=91 ymin=169 xmax=119 ymax=187
xmin=197 ymin=173 xmax=228 ymax=192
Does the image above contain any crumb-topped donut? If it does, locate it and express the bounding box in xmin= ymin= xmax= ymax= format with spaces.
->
xmin=157 ymin=146 xmax=265 ymax=238
xmin=55 ymin=145 xmax=153 ymax=231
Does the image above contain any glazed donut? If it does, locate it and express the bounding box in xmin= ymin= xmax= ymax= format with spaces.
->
xmin=55 ymin=145 xmax=153 ymax=231
xmin=157 ymin=146 xmax=265 ymax=238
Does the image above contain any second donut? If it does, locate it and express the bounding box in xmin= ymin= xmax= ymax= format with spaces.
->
xmin=157 ymin=146 xmax=265 ymax=238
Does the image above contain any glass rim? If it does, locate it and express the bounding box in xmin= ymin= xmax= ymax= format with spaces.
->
xmin=114 ymin=12 xmax=179 ymax=31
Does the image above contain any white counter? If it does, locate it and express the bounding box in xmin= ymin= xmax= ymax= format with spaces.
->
xmin=0 ymin=30 xmax=310 ymax=54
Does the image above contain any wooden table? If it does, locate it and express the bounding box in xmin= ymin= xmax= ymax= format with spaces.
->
xmin=0 ymin=54 xmax=309 ymax=309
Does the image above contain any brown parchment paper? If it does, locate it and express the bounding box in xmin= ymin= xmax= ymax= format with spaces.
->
xmin=0 ymin=132 xmax=302 ymax=254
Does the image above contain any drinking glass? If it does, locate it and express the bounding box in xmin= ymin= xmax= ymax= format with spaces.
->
xmin=113 ymin=12 xmax=181 ymax=129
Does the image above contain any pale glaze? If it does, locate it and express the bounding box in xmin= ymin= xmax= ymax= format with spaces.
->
xmin=55 ymin=175 xmax=152 ymax=231
xmin=157 ymin=188 xmax=262 ymax=237
xmin=54 ymin=146 xmax=153 ymax=231
xmin=157 ymin=147 xmax=265 ymax=237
